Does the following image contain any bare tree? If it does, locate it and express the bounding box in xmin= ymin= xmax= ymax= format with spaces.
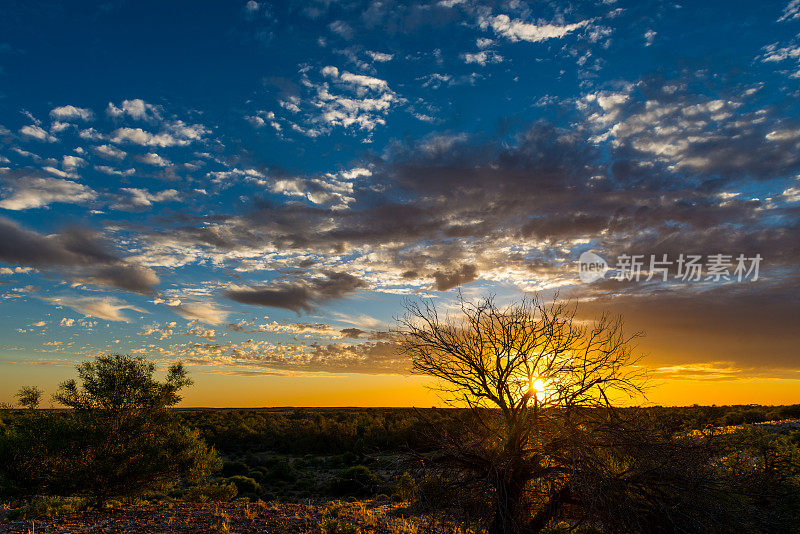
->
xmin=399 ymin=293 xmax=646 ymax=533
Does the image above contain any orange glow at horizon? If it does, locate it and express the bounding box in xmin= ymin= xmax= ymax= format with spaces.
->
xmin=2 ymin=362 xmax=799 ymax=408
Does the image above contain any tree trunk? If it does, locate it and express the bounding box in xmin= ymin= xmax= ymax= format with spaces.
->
xmin=489 ymin=469 xmax=526 ymax=534
xmin=524 ymin=485 xmax=572 ymax=533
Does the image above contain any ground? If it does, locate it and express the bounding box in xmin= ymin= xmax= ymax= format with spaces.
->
xmin=0 ymin=500 xmax=443 ymax=534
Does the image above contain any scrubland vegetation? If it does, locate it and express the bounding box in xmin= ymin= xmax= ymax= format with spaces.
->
xmin=1 ymin=297 xmax=799 ymax=533
xmin=1 ymin=396 xmax=800 ymax=532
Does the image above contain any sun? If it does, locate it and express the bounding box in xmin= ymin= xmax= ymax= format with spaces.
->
xmin=530 ymin=378 xmax=547 ymax=395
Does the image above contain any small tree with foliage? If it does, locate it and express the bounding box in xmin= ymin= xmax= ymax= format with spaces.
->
xmin=16 ymin=386 xmax=43 ymax=409
xmin=0 ymin=355 xmax=219 ymax=507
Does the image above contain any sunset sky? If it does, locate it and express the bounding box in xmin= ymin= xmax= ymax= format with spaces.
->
xmin=0 ymin=0 xmax=798 ymax=407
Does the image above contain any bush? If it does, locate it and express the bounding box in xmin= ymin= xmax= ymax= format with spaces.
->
xmin=222 ymin=461 xmax=249 ymax=477
xmin=724 ymin=409 xmax=768 ymax=426
xmin=779 ymin=405 xmax=800 ymax=419
xmin=741 ymin=408 xmax=768 ymax=424
xmin=8 ymin=495 xmax=86 ymax=520
xmin=183 ymin=482 xmax=238 ymax=502
xmin=393 ymin=472 xmax=417 ymax=502
xmin=226 ymin=475 xmax=260 ymax=495
xmin=329 ymin=465 xmax=381 ymax=496
xmin=263 ymin=456 xmax=295 ymax=481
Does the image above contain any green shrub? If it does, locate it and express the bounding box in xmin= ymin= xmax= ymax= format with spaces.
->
xmin=724 ymin=409 xmax=768 ymax=426
xmin=263 ymin=457 xmax=295 ymax=482
xmin=329 ymin=465 xmax=381 ymax=496
xmin=779 ymin=405 xmax=800 ymax=418
xmin=226 ymin=475 xmax=260 ymax=495
xmin=341 ymin=451 xmax=358 ymax=465
xmin=393 ymin=471 xmax=417 ymax=501
xmin=741 ymin=408 xmax=767 ymax=424
xmin=183 ymin=482 xmax=238 ymax=502
xmin=9 ymin=495 xmax=86 ymax=520
xmin=0 ymin=356 xmax=219 ymax=508
xmin=248 ymin=469 xmax=265 ymax=483
xmin=222 ymin=460 xmax=249 ymax=477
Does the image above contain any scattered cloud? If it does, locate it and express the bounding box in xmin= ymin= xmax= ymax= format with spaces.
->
xmin=50 ymin=105 xmax=93 ymax=121
xmin=0 ymin=217 xmax=159 ymax=293
xmin=462 ymin=50 xmax=503 ymax=66
xmin=19 ymin=125 xmax=57 ymax=142
xmin=0 ymin=173 xmax=97 ymax=210
xmin=225 ymin=271 xmax=366 ymax=313
xmin=366 ymin=51 xmax=393 ymax=62
xmin=45 ymin=295 xmax=145 ymax=322
xmin=169 ymin=301 xmax=230 ymax=325
xmin=482 ymin=14 xmax=589 ymax=43
xmin=106 ymin=98 xmax=162 ymax=121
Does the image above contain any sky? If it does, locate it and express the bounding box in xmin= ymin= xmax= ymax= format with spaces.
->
xmin=0 ymin=0 xmax=798 ymax=407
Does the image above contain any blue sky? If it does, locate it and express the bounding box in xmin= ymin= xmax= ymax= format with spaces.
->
xmin=1 ymin=0 xmax=799 ymax=405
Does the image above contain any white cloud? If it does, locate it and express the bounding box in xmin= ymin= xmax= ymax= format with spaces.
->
xmin=329 ymin=20 xmax=353 ymax=39
xmin=79 ymin=128 xmax=104 ymax=141
xmin=110 ymin=121 xmax=208 ymax=147
xmin=338 ymin=71 xmax=389 ymax=91
xmin=366 ymin=51 xmax=394 ymax=62
xmin=169 ymin=301 xmax=230 ymax=325
xmin=0 ymin=175 xmax=97 ymax=210
xmin=421 ymin=73 xmax=453 ymax=89
xmin=184 ymin=324 xmax=216 ymax=340
xmin=42 ymin=166 xmax=75 ymax=178
xmin=50 ymin=105 xmax=93 ymax=121
xmin=110 ymin=127 xmax=152 ymax=145
xmin=483 ymin=14 xmax=589 ymax=43
xmin=246 ymin=115 xmax=266 ymax=127
xmin=95 ymin=165 xmax=135 ymax=176
xmin=45 ymin=296 xmax=145 ymax=322
xmin=50 ymin=121 xmax=73 ymax=133
xmin=245 ymin=111 xmax=280 ymax=130
xmin=20 ymin=125 xmax=57 ymax=142
xmin=107 ymin=98 xmax=162 ymax=121
xmin=138 ymin=152 xmax=171 ymax=166
xmin=462 ymin=50 xmax=503 ymax=66
xmin=62 ymin=155 xmax=86 ymax=171
xmin=779 ymin=0 xmax=800 ymax=21
xmin=289 ymin=67 xmax=403 ymax=135
xmin=116 ymin=187 xmax=180 ymax=209
xmin=782 ymin=185 xmax=800 ymax=202
xmin=340 ymin=167 xmax=372 ymax=180
xmin=270 ymin=173 xmax=355 ymax=209
xmin=94 ymin=144 xmax=127 ymax=160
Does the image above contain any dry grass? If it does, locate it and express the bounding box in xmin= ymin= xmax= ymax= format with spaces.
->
xmin=1 ymin=499 xmax=464 ymax=534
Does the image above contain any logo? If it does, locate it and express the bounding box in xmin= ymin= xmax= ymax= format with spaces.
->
xmin=578 ymin=251 xmax=609 ymax=283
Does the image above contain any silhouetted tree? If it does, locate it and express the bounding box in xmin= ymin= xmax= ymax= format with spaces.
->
xmin=16 ymin=386 xmax=42 ymax=409
xmin=399 ymin=294 xmax=751 ymax=533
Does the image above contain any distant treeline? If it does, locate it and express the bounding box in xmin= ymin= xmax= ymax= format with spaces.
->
xmin=4 ymin=404 xmax=797 ymax=459
xmin=170 ymin=404 xmax=800 ymax=457
xmin=176 ymin=408 xmax=443 ymax=456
